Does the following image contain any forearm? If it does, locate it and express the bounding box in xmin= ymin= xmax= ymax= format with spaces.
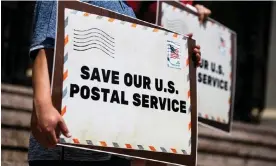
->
xmin=32 ymin=49 xmax=53 ymax=110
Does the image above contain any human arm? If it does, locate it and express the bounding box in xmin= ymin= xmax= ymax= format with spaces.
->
xmin=30 ymin=1 xmax=71 ymax=148
xmin=31 ymin=48 xmax=71 ymax=148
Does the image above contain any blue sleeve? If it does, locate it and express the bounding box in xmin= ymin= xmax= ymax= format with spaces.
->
xmin=30 ymin=1 xmax=57 ymax=58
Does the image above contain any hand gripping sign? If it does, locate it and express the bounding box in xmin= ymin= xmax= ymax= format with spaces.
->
xmin=157 ymin=1 xmax=237 ymax=132
xmin=51 ymin=1 xmax=198 ymax=166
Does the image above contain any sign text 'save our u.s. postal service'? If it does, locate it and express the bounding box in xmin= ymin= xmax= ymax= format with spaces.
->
xmin=51 ymin=1 xmax=198 ymax=166
xmin=157 ymin=1 xmax=236 ymax=132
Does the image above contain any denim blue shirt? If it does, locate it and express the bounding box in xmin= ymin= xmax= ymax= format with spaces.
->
xmin=30 ymin=0 xmax=136 ymax=54
xmin=29 ymin=0 xmax=136 ymax=161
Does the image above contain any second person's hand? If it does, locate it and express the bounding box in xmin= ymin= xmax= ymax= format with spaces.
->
xmin=194 ymin=4 xmax=211 ymax=24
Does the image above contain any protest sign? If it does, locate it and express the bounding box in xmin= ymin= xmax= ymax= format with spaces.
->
xmin=50 ymin=1 xmax=198 ymax=165
xmin=157 ymin=1 xmax=236 ymax=132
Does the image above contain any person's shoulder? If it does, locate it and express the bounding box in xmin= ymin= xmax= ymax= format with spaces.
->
xmin=82 ymin=1 xmax=136 ymax=18
xmin=30 ymin=0 xmax=136 ymax=57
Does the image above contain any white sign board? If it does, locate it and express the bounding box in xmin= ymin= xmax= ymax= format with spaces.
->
xmin=53 ymin=2 xmax=198 ymax=165
xmin=158 ymin=1 xmax=236 ymax=132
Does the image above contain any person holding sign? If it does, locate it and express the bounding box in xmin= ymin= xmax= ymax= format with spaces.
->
xmin=29 ymin=1 xmax=201 ymax=166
